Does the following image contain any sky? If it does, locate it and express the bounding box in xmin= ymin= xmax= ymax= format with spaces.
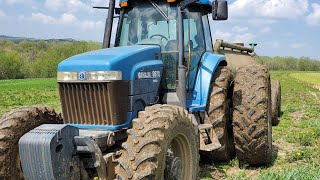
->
xmin=0 ymin=0 xmax=319 ymax=59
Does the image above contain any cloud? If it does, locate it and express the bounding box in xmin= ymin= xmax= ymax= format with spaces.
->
xmin=0 ymin=10 xmax=6 ymax=17
xmin=90 ymin=0 xmax=122 ymax=7
xmin=213 ymin=30 xmax=255 ymax=44
xmin=230 ymin=0 xmax=309 ymax=19
xmin=306 ymin=3 xmax=320 ymax=26
xmin=260 ymin=27 xmax=271 ymax=34
xmin=245 ymin=18 xmax=278 ymax=27
xmin=3 ymin=0 xmax=34 ymax=5
xmin=213 ymin=24 xmax=256 ymax=44
xmin=213 ymin=31 xmax=233 ymax=41
xmin=59 ymin=13 xmax=77 ymax=24
xmin=232 ymin=26 xmax=249 ymax=33
xmin=270 ymin=42 xmax=280 ymax=48
xmin=44 ymin=0 xmax=92 ymax=13
xmin=31 ymin=13 xmax=56 ymax=24
xmin=91 ymin=0 xmax=110 ymax=6
xmin=79 ymin=20 xmax=104 ymax=30
xmin=30 ymin=12 xmax=103 ymax=30
xmin=290 ymin=43 xmax=306 ymax=49
xmin=233 ymin=33 xmax=255 ymax=43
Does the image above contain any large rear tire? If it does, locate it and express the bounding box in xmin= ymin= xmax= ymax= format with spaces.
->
xmin=0 ymin=106 xmax=63 ymax=179
xmin=271 ymin=80 xmax=281 ymax=126
xmin=116 ymin=105 xmax=199 ymax=180
xmin=232 ymin=65 xmax=272 ymax=166
xmin=202 ymin=66 xmax=235 ymax=161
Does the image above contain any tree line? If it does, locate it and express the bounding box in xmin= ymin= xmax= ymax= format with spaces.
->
xmin=255 ymin=55 xmax=320 ymax=71
xmin=0 ymin=39 xmax=319 ymax=80
xmin=0 ymin=40 xmax=100 ymax=79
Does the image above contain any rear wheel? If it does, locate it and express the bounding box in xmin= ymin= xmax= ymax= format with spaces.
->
xmin=271 ymin=80 xmax=281 ymax=126
xmin=116 ymin=105 xmax=199 ymax=180
xmin=232 ymin=65 xmax=272 ymax=166
xmin=202 ymin=66 xmax=234 ymax=161
xmin=0 ymin=106 xmax=63 ymax=179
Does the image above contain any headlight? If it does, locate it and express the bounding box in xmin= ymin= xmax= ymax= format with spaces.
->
xmin=88 ymin=71 xmax=122 ymax=81
xmin=57 ymin=71 xmax=122 ymax=82
xmin=57 ymin=72 xmax=78 ymax=81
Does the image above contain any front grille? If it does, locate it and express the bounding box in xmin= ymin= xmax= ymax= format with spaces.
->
xmin=59 ymin=82 xmax=129 ymax=126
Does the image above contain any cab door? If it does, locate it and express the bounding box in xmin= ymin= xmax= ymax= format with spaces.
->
xmin=183 ymin=8 xmax=210 ymax=91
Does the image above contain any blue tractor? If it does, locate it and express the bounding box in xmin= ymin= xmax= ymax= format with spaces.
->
xmin=0 ymin=0 xmax=274 ymax=179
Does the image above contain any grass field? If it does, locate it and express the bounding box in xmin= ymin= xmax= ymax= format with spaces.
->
xmin=0 ymin=72 xmax=319 ymax=179
xmin=0 ymin=78 xmax=61 ymax=116
xmin=289 ymin=73 xmax=320 ymax=91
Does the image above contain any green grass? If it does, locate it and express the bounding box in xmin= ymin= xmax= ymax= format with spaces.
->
xmin=0 ymin=78 xmax=61 ymax=116
xmin=1 ymin=72 xmax=320 ymax=179
xmin=289 ymin=72 xmax=320 ymax=86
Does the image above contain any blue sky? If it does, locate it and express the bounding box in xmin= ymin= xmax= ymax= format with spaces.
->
xmin=0 ymin=0 xmax=319 ymax=59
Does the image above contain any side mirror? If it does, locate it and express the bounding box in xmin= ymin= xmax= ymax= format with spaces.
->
xmin=212 ymin=0 xmax=228 ymax=21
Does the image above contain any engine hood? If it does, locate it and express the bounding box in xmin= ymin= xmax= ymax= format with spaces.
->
xmin=58 ymin=45 xmax=162 ymax=80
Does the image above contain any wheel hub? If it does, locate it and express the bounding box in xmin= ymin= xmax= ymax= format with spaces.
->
xmin=165 ymin=156 xmax=182 ymax=180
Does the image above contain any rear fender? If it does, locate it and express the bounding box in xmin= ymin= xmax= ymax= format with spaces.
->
xmin=187 ymin=52 xmax=226 ymax=112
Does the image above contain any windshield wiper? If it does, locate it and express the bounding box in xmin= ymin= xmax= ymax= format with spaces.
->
xmin=147 ymin=0 xmax=170 ymax=22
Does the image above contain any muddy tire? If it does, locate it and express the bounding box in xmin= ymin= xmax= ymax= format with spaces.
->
xmin=0 ymin=106 xmax=63 ymax=179
xmin=271 ymin=80 xmax=281 ymax=126
xmin=116 ymin=105 xmax=199 ymax=180
xmin=232 ymin=65 xmax=272 ymax=166
xmin=202 ymin=66 xmax=234 ymax=161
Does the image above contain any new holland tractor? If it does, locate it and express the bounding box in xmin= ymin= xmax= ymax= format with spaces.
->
xmin=0 ymin=0 xmax=281 ymax=179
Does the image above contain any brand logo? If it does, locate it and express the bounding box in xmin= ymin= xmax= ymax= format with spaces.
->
xmin=78 ymin=72 xmax=86 ymax=80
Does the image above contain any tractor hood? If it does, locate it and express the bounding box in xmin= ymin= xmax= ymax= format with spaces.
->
xmin=58 ymin=45 xmax=162 ymax=80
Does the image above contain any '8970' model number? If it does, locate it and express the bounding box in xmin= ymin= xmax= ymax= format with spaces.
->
xmin=138 ymin=71 xmax=161 ymax=79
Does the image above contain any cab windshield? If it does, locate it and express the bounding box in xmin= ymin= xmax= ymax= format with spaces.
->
xmin=118 ymin=0 xmax=178 ymax=51
xmin=118 ymin=1 xmax=178 ymax=90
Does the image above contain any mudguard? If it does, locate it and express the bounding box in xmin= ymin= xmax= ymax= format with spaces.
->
xmin=187 ymin=52 xmax=226 ymax=112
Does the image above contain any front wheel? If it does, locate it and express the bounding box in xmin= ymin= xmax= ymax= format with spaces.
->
xmin=0 ymin=106 xmax=63 ymax=179
xmin=116 ymin=105 xmax=199 ymax=180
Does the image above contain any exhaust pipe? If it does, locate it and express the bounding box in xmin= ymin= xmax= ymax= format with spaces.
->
xmin=102 ymin=0 xmax=116 ymax=48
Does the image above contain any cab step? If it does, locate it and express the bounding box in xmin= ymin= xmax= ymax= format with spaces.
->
xmin=198 ymin=124 xmax=221 ymax=151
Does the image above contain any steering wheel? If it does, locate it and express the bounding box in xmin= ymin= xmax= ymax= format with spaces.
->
xmin=150 ymin=34 xmax=168 ymax=41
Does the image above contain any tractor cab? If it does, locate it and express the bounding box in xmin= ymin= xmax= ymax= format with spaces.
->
xmin=111 ymin=0 xmax=228 ymax=110
xmin=115 ymin=0 xmax=212 ymax=91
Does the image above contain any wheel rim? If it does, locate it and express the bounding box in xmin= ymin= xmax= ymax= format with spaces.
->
xmin=164 ymin=134 xmax=193 ymax=180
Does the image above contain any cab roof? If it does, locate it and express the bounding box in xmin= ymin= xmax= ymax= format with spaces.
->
xmin=119 ymin=0 xmax=213 ymax=12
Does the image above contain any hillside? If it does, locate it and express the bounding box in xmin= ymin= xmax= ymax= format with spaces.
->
xmin=0 ymin=35 xmax=77 ymax=43
xmin=0 ymin=38 xmax=101 ymax=79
